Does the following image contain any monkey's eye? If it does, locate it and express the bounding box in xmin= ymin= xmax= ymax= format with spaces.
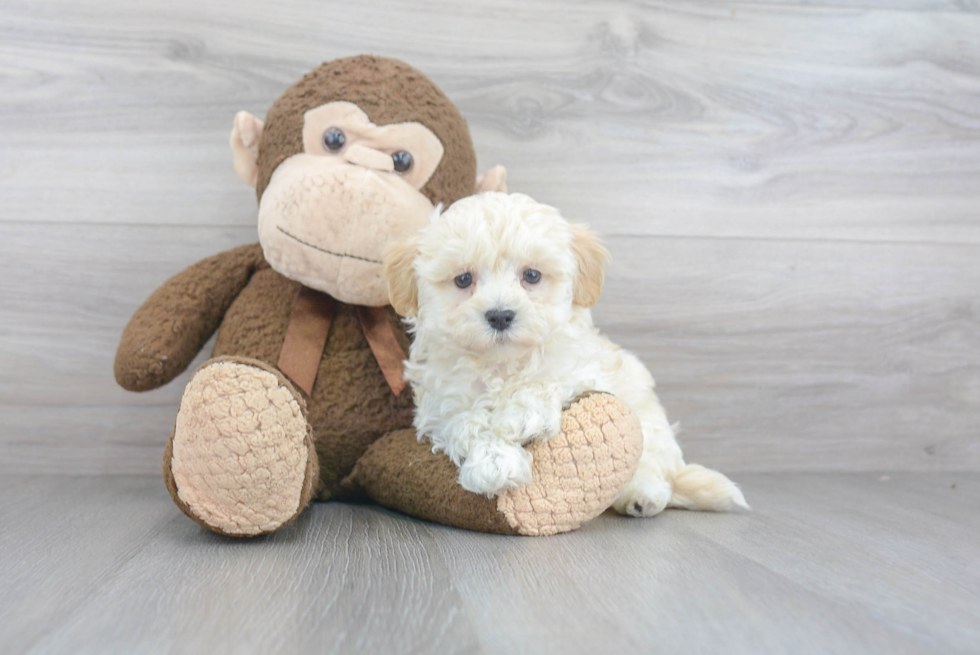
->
xmin=454 ymin=272 xmax=473 ymax=289
xmin=523 ymin=269 xmax=542 ymax=284
xmin=392 ymin=150 xmax=414 ymax=173
xmin=323 ymin=127 xmax=346 ymax=152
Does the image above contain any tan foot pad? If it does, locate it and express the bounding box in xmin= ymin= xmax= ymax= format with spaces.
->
xmin=171 ymin=360 xmax=312 ymax=536
xmin=497 ymin=393 xmax=643 ymax=536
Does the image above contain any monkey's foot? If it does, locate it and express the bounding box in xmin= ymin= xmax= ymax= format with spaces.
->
xmin=496 ymin=392 xmax=643 ymax=535
xmin=165 ymin=357 xmax=318 ymax=536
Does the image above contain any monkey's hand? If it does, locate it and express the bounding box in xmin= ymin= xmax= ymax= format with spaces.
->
xmin=114 ymin=243 xmax=265 ymax=392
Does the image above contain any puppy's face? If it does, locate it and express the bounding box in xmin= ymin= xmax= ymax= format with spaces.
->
xmin=384 ymin=193 xmax=608 ymax=355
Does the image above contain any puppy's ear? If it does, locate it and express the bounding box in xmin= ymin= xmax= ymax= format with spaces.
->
xmin=570 ymin=224 xmax=609 ymax=308
xmin=383 ymin=236 xmax=420 ymax=317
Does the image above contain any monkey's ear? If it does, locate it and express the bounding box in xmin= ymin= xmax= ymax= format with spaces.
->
xmin=570 ymin=224 xmax=609 ymax=308
xmin=475 ymin=165 xmax=507 ymax=194
xmin=230 ymin=111 xmax=265 ymax=188
xmin=383 ymin=236 xmax=421 ymax=317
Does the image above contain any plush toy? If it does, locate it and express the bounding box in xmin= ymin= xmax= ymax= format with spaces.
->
xmin=114 ymin=55 xmax=643 ymax=537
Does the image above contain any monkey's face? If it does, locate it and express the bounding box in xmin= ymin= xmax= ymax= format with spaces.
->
xmin=255 ymin=102 xmax=445 ymax=305
xmin=230 ymin=56 xmax=498 ymax=307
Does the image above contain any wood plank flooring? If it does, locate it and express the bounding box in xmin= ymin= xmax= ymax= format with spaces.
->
xmin=2 ymin=472 xmax=976 ymax=654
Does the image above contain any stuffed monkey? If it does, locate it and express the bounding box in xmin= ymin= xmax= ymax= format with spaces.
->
xmin=115 ymin=55 xmax=642 ymax=537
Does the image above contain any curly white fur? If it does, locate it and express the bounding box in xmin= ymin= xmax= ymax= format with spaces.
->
xmin=386 ymin=192 xmax=748 ymax=517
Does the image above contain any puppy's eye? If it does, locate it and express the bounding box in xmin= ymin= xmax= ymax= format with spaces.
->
xmin=323 ymin=127 xmax=346 ymax=152
xmin=392 ymin=150 xmax=414 ymax=173
xmin=523 ymin=269 xmax=542 ymax=284
xmin=454 ymin=272 xmax=473 ymax=289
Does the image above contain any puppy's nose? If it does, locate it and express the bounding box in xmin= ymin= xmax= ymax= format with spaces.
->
xmin=485 ymin=309 xmax=516 ymax=332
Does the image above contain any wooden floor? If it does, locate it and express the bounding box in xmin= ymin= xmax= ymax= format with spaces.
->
xmin=2 ymin=472 xmax=976 ymax=654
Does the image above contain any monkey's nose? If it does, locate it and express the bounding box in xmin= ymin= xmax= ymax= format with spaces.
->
xmin=343 ymin=144 xmax=395 ymax=172
xmin=485 ymin=309 xmax=516 ymax=332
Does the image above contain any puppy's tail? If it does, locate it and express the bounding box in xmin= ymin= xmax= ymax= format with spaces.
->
xmin=668 ymin=464 xmax=749 ymax=512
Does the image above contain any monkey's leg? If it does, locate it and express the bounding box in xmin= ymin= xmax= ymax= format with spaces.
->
xmin=164 ymin=356 xmax=319 ymax=537
xmin=346 ymin=393 xmax=643 ymax=536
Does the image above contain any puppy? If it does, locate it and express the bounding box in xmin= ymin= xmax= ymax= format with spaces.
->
xmin=383 ymin=192 xmax=747 ymax=517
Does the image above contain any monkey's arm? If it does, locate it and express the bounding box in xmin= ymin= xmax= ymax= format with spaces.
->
xmin=114 ymin=243 xmax=266 ymax=392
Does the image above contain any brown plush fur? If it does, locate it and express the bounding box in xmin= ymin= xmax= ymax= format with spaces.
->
xmin=255 ymin=55 xmax=476 ymax=207
xmin=117 ymin=243 xmax=415 ymax=500
xmin=115 ymin=244 xmax=266 ymax=392
xmin=116 ymin=56 xmax=476 ymax=507
xmin=348 ymin=429 xmax=520 ymax=534
xmin=210 ymin=256 xmax=415 ymax=500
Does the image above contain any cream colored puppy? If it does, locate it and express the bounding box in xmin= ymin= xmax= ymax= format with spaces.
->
xmin=384 ymin=192 xmax=747 ymax=517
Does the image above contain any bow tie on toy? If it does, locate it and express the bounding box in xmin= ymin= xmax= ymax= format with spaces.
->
xmin=277 ymin=286 xmax=407 ymax=397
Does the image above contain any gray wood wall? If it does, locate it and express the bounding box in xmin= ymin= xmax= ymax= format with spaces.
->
xmin=1 ymin=0 xmax=978 ymax=475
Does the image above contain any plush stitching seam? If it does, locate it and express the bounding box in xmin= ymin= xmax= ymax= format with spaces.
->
xmin=277 ymin=226 xmax=382 ymax=264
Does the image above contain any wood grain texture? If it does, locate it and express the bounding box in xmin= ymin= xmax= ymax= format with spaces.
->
xmin=1 ymin=472 xmax=977 ymax=654
xmin=742 ymin=1 xmax=980 ymax=10
xmin=0 ymin=0 xmax=979 ymax=474
xmin=2 ymin=222 xmax=979 ymax=473
xmin=1 ymin=0 xmax=979 ymax=243
xmin=0 ymin=476 xmax=179 ymax=654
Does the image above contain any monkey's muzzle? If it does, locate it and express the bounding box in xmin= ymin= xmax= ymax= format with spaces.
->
xmin=258 ymin=154 xmax=434 ymax=306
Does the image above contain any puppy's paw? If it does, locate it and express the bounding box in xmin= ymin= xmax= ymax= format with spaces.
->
xmin=458 ymin=441 xmax=533 ymax=497
xmin=493 ymin=402 xmax=562 ymax=445
xmin=568 ymin=379 xmax=598 ymax=403
xmin=520 ymin=405 xmax=563 ymax=444
xmin=612 ymin=475 xmax=672 ymax=518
